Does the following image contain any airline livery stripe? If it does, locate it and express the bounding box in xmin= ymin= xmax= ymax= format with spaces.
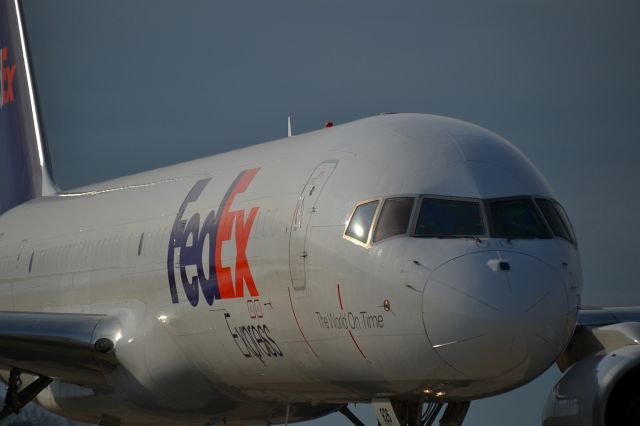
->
xmin=288 ymin=287 xmax=319 ymax=358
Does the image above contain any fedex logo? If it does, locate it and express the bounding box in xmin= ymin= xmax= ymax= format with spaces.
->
xmin=167 ymin=168 xmax=260 ymax=306
xmin=1 ymin=47 xmax=16 ymax=108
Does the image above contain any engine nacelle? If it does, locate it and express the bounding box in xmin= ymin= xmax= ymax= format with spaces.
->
xmin=543 ymin=324 xmax=640 ymax=426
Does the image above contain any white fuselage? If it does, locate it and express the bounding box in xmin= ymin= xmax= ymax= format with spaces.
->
xmin=0 ymin=114 xmax=582 ymax=425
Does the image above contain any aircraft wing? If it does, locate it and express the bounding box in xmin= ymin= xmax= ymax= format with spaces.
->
xmin=578 ymin=306 xmax=640 ymax=327
xmin=0 ymin=311 xmax=121 ymax=385
xmin=554 ymin=306 xmax=640 ymax=373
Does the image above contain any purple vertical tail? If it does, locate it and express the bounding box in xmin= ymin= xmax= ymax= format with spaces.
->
xmin=0 ymin=0 xmax=56 ymax=215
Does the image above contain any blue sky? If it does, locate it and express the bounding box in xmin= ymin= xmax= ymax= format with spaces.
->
xmin=18 ymin=0 xmax=640 ymax=424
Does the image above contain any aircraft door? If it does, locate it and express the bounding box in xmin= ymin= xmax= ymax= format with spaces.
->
xmin=289 ymin=161 xmax=337 ymax=290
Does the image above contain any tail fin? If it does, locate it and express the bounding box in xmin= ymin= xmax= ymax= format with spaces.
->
xmin=0 ymin=0 xmax=56 ymax=215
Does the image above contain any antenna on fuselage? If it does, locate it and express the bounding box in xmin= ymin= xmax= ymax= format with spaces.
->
xmin=287 ymin=116 xmax=293 ymax=137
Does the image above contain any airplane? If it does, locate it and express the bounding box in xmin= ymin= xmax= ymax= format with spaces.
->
xmin=1 ymin=1 xmax=639 ymax=425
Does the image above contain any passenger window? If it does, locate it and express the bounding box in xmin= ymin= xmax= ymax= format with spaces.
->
xmin=489 ymin=198 xmax=551 ymax=239
xmin=536 ymin=199 xmax=576 ymax=245
xmin=373 ymin=197 xmax=415 ymax=242
xmin=415 ymin=198 xmax=484 ymax=237
xmin=345 ymin=201 xmax=379 ymax=244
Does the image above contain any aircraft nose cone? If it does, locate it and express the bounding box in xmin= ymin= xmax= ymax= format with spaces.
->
xmin=423 ymin=251 xmax=571 ymax=382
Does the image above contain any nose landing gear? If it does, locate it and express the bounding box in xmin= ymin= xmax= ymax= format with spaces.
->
xmin=0 ymin=368 xmax=52 ymax=419
xmin=438 ymin=402 xmax=470 ymax=426
xmin=370 ymin=399 xmax=470 ymax=426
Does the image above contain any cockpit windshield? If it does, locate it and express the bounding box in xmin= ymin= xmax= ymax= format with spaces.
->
xmin=344 ymin=194 xmax=574 ymax=246
xmin=488 ymin=198 xmax=551 ymax=239
xmin=535 ymin=198 xmax=576 ymax=245
xmin=373 ymin=197 xmax=415 ymax=242
xmin=414 ymin=198 xmax=485 ymax=237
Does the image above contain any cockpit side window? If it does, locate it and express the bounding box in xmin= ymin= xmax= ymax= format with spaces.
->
xmin=488 ymin=198 xmax=551 ymax=239
xmin=536 ymin=199 xmax=576 ymax=245
xmin=373 ymin=197 xmax=415 ymax=242
xmin=553 ymin=202 xmax=577 ymax=244
xmin=414 ymin=198 xmax=485 ymax=237
xmin=345 ymin=200 xmax=379 ymax=244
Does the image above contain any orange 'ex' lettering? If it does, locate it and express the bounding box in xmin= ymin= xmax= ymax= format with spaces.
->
xmin=215 ymin=168 xmax=260 ymax=298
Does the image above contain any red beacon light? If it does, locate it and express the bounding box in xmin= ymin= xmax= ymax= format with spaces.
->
xmin=324 ymin=121 xmax=334 ymax=128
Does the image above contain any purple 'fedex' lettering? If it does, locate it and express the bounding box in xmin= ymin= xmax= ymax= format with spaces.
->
xmin=167 ymin=168 xmax=261 ymax=306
